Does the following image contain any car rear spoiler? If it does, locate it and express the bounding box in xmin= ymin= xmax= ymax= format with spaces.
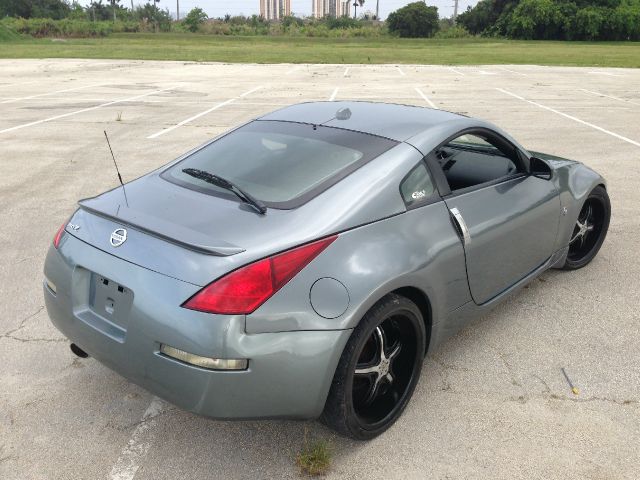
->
xmin=78 ymin=200 xmax=245 ymax=257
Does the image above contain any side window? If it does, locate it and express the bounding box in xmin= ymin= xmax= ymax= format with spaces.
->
xmin=400 ymin=162 xmax=436 ymax=207
xmin=436 ymin=133 xmax=519 ymax=192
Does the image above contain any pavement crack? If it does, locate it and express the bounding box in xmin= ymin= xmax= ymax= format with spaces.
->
xmin=0 ymin=306 xmax=66 ymax=343
xmin=487 ymin=344 xmax=525 ymax=390
xmin=531 ymin=374 xmax=552 ymax=394
xmin=2 ymin=336 xmax=66 ymax=343
xmin=1 ymin=306 xmax=45 ymax=338
xmin=549 ymin=394 xmax=638 ymax=406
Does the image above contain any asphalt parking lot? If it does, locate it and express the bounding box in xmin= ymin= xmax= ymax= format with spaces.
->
xmin=1 ymin=59 xmax=639 ymax=480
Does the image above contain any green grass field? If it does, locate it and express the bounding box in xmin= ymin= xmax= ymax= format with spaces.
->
xmin=1 ymin=34 xmax=639 ymax=67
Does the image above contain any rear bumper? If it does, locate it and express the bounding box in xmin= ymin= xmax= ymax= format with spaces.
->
xmin=43 ymin=235 xmax=351 ymax=419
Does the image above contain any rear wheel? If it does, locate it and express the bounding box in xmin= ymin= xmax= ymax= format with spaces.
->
xmin=321 ymin=294 xmax=426 ymax=440
xmin=563 ymin=185 xmax=610 ymax=270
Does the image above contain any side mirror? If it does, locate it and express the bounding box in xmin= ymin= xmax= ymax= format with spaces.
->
xmin=530 ymin=156 xmax=552 ymax=180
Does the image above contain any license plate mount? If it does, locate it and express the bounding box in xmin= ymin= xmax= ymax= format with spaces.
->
xmin=89 ymin=273 xmax=133 ymax=329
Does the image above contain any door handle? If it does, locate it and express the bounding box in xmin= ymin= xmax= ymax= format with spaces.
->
xmin=449 ymin=207 xmax=471 ymax=245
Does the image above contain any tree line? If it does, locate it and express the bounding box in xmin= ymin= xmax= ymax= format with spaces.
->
xmin=1 ymin=0 xmax=454 ymax=38
xmin=1 ymin=0 xmax=172 ymax=29
xmin=457 ymin=0 xmax=640 ymax=40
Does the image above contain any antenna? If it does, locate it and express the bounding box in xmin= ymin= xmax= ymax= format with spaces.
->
xmin=103 ymin=130 xmax=129 ymax=208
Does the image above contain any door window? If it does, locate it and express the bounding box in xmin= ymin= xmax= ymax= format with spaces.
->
xmin=435 ymin=133 xmax=520 ymax=192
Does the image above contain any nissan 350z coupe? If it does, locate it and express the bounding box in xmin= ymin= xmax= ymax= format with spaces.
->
xmin=44 ymin=102 xmax=610 ymax=439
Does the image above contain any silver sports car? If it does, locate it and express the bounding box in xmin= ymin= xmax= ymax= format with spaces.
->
xmin=44 ymin=102 xmax=610 ymax=439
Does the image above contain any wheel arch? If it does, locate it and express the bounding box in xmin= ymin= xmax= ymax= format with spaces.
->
xmin=384 ymin=286 xmax=433 ymax=355
xmin=554 ymin=162 xmax=607 ymax=250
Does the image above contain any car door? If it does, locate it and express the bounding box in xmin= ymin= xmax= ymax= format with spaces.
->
xmin=426 ymin=129 xmax=560 ymax=305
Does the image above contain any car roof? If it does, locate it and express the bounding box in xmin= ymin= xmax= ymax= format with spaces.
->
xmin=257 ymin=101 xmax=470 ymax=142
xmin=258 ymin=101 xmax=527 ymax=157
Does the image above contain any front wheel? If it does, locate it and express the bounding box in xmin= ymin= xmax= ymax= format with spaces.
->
xmin=563 ymin=185 xmax=610 ymax=270
xmin=321 ymin=294 xmax=426 ymax=440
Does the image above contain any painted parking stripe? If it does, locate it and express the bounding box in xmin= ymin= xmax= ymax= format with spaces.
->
xmin=496 ymin=87 xmax=640 ymax=148
xmin=0 ymin=87 xmax=173 ymax=135
xmin=580 ymin=88 xmax=640 ymax=107
xmin=0 ymin=83 xmax=104 ymax=104
xmin=448 ymin=67 xmax=465 ymax=76
xmin=396 ymin=67 xmax=406 ymax=76
xmin=343 ymin=67 xmax=350 ymax=77
xmin=496 ymin=66 xmax=528 ymax=76
xmin=329 ymin=87 xmax=339 ymax=101
xmin=147 ymin=86 xmax=263 ymax=139
xmin=415 ymin=87 xmax=438 ymax=109
xmin=588 ymin=71 xmax=623 ymax=77
xmin=108 ymin=397 xmax=165 ymax=480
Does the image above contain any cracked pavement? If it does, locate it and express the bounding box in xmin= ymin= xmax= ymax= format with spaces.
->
xmin=0 ymin=60 xmax=639 ymax=479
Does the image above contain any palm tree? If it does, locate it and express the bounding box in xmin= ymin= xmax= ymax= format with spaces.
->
xmin=353 ymin=0 xmax=364 ymax=18
xmin=110 ymin=0 xmax=121 ymax=22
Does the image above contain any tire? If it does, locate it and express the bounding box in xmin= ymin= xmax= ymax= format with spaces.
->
xmin=321 ymin=293 xmax=426 ymax=440
xmin=563 ymin=185 xmax=610 ymax=270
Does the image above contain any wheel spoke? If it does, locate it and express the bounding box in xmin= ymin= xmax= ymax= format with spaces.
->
xmin=388 ymin=343 xmax=401 ymax=361
xmin=569 ymin=227 xmax=583 ymax=245
xmin=374 ymin=326 xmax=386 ymax=360
xmin=360 ymin=375 xmax=383 ymax=406
xmin=355 ymin=365 xmax=379 ymax=376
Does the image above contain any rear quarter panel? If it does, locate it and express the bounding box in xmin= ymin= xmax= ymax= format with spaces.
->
xmin=246 ymin=200 xmax=470 ymax=335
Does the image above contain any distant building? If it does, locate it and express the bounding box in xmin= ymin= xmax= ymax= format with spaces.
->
xmin=260 ymin=0 xmax=291 ymax=20
xmin=312 ymin=0 xmax=349 ymax=18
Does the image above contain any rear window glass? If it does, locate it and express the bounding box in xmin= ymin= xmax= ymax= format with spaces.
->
xmin=162 ymin=120 xmax=397 ymax=208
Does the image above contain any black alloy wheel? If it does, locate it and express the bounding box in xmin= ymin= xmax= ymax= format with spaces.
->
xmin=563 ymin=185 xmax=610 ymax=270
xmin=322 ymin=294 xmax=426 ymax=440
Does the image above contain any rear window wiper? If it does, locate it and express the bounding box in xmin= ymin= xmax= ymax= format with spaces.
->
xmin=181 ymin=168 xmax=267 ymax=214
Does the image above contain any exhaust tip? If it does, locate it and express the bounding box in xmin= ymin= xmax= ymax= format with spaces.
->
xmin=70 ymin=343 xmax=89 ymax=358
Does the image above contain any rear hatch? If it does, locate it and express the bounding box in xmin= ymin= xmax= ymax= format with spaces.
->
xmin=68 ymin=173 xmax=287 ymax=287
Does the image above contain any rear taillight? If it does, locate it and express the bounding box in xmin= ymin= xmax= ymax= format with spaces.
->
xmin=183 ymin=235 xmax=338 ymax=315
xmin=53 ymin=220 xmax=67 ymax=249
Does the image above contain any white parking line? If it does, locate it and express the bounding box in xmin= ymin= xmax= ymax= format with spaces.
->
xmin=588 ymin=71 xmax=623 ymax=77
xmin=329 ymin=87 xmax=339 ymax=101
xmin=147 ymin=86 xmax=263 ymax=139
xmin=396 ymin=67 xmax=406 ymax=76
xmin=108 ymin=397 xmax=165 ymax=480
xmin=496 ymin=87 xmax=640 ymax=148
xmin=415 ymin=87 xmax=438 ymax=109
xmin=580 ymin=88 xmax=640 ymax=106
xmin=496 ymin=66 xmax=528 ymax=76
xmin=0 ymin=87 xmax=173 ymax=135
xmin=478 ymin=69 xmax=497 ymax=75
xmin=343 ymin=67 xmax=350 ymax=77
xmin=448 ymin=67 xmax=465 ymax=76
xmin=0 ymin=83 xmax=104 ymax=104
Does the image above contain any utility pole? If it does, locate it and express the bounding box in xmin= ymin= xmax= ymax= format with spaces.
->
xmin=375 ymin=0 xmax=379 ymax=20
xmin=130 ymin=0 xmax=134 ymax=10
xmin=353 ymin=1 xmax=357 ymax=18
xmin=176 ymin=0 xmax=179 ymax=20
xmin=453 ymin=0 xmax=459 ymax=22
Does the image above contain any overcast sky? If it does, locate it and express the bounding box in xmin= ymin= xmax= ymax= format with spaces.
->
xmin=85 ymin=0 xmax=478 ymax=20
